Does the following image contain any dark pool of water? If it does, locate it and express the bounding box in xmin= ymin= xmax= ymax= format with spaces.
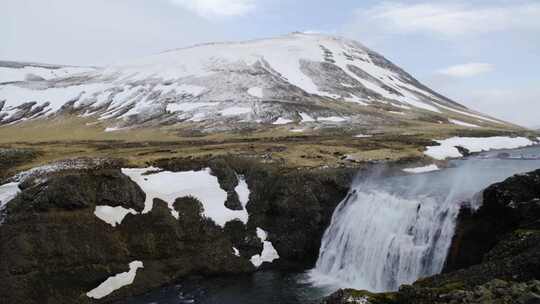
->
xmin=123 ymin=271 xmax=331 ymax=304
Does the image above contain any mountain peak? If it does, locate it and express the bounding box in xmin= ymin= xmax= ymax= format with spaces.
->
xmin=0 ymin=34 xmax=507 ymax=131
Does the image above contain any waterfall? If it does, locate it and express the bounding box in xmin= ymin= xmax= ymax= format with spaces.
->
xmin=309 ymin=166 xmax=477 ymax=292
xmin=311 ymin=186 xmax=459 ymax=292
xmin=310 ymin=154 xmax=540 ymax=292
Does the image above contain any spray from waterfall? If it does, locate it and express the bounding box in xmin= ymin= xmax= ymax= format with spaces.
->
xmin=309 ymin=152 xmax=540 ymax=292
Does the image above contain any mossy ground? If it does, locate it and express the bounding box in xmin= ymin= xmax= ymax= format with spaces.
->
xmin=0 ymin=115 xmax=534 ymax=178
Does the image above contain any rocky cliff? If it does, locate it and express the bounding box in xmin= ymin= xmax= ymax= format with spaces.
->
xmin=0 ymin=157 xmax=354 ymax=303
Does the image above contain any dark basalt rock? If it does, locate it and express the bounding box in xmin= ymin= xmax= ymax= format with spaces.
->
xmin=321 ymin=289 xmax=397 ymax=304
xmin=0 ymin=157 xmax=354 ymax=303
xmin=445 ymin=169 xmax=540 ymax=272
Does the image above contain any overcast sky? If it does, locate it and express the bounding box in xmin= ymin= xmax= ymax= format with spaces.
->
xmin=2 ymin=0 xmax=539 ymax=127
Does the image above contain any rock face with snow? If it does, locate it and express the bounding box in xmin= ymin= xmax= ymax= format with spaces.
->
xmin=0 ymin=156 xmax=353 ymax=303
xmin=0 ymin=33 xmax=505 ymax=131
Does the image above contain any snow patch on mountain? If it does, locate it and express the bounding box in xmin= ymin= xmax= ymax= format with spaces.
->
xmin=449 ymin=119 xmax=480 ymax=128
xmin=247 ymin=87 xmax=264 ymax=98
xmin=273 ymin=117 xmax=293 ymax=125
xmin=0 ymin=61 xmax=94 ymax=83
xmin=0 ymin=33 xmax=503 ymax=130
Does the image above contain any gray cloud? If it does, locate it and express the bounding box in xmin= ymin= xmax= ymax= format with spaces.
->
xmin=437 ymin=63 xmax=494 ymax=77
xmin=169 ymin=0 xmax=257 ymax=18
xmin=0 ymin=0 xmax=229 ymax=66
xmin=352 ymin=2 xmax=540 ymax=37
xmin=430 ymin=82 xmax=540 ymax=128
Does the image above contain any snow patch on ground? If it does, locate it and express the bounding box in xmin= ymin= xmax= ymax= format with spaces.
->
xmin=318 ymin=116 xmax=347 ymax=123
xmin=0 ymin=182 xmax=20 ymax=209
xmin=437 ymin=103 xmax=503 ymax=125
xmin=86 ymin=261 xmax=143 ymax=299
xmin=220 ymin=106 xmax=252 ymax=116
xmin=449 ymin=119 xmax=480 ymax=128
xmin=94 ymin=206 xmax=138 ymax=227
xmin=167 ymin=102 xmax=213 ymax=113
xmin=121 ymin=168 xmax=249 ymax=227
xmin=104 ymin=127 xmax=124 ymax=132
xmin=250 ymin=227 xmax=279 ymax=267
xmin=425 ymin=137 xmax=535 ymax=160
xmin=0 ymin=182 xmax=20 ymax=224
xmin=273 ymin=117 xmax=293 ymax=125
xmin=403 ymin=164 xmax=440 ymax=174
xmin=0 ymin=66 xmax=94 ymax=83
xmin=299 ymin=112 xmax=315 ymax=122
xmin=247 ymin=87 xmax=264 ymax=98
xmin=354 ymin=134 xmax=372 ymax=138
xmin=234 ymin=175 xmax=250 ymax=211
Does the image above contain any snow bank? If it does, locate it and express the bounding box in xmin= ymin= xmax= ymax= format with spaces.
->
xmin=300 ymin=112 xmax=315 ymax=122
xmin=0 ymin=182 xmax=20 ymax=212
xmin=425 ymin=137 xmax=535 ymax=160
xmin=273 ymin=117 xmax=293 ymax=125
xmin=354 ymin=134 xmax=372 ymax=138
xmin=437 ymin=103 xmax=502 ymax=125
xmin=234 ymin=175 xmax=250 ymax=211
xmin=449 ymin=119 xmax=480 ymax=128
xmin=250 ymin=227 xmax=279 ymax=267
xmin=0 ymin=182 xmax=20 ymax=207
xmin=247 ymin=87 xmax=264 ymax=98
xmin=166 ymin=102 xmax=213 ymax=113
xmin=403 ymin=164 xmax=440 ymax=174
xmin=0 ymin=66 xmax=93 ymax=83
xmin=86 ymin=261 xmax=143 ymax=299
xmin=121 ymin=168 xmax=249 ymax=227
xmin=220 ymin=106 xmax=252 ymax=116
xmin=290 ymin=128 xmax=305 ymax=133
xmin=94 ymin=206 xmax=138 ymax=227
xmin=319 ymin=116 xmax=347 ymax=123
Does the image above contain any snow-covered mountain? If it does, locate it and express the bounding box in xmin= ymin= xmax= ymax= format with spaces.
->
xmin=0 ymin=33 xmax=507 ymax=131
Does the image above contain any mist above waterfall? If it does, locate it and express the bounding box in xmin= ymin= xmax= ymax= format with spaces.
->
xmin=309 ymin=146 xmax=540 ymax=292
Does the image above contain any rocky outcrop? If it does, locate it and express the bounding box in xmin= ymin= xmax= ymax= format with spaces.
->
xmin=445 ymin=169 xmax=540 ymax=272
xmin=322 ymin=169 xmax=540 ymax=304
xmin=0 ymin=157 xmax=354 ymax=303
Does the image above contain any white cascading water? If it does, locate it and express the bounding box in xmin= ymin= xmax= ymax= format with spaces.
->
xmin=311 ymin=185 xmax=460 ymax=292
xmin=310 ymin=154 xmax=540 ymax=292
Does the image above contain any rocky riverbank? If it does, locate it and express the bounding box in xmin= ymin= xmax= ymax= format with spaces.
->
xmin=323 ymin=169 xmax=540 ymax=304
xmin=0 ymin=156 xmax=355 ymax=303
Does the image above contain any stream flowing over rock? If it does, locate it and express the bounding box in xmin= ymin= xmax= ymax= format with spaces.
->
xmin=311 ymin=182 xmax=458 ymax=291
xmin=322 ymin=168 xmax=540 ymax=304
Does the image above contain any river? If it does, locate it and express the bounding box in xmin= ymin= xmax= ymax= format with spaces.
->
xmin=125 ymin=145 xmax=540 ymax=303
